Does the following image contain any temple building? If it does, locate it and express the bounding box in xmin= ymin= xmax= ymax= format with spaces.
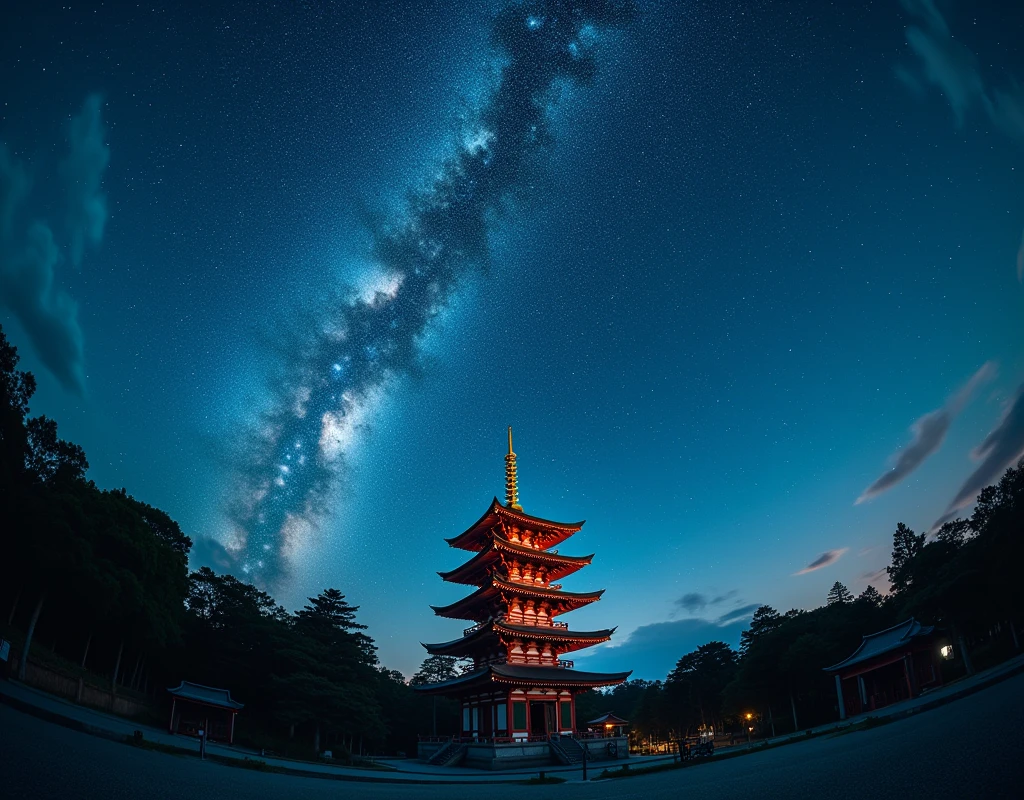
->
xmin=824 ymin=618 xmax=944 ymax=719
xmin=415 ymin=429 xmax=631 ymax=769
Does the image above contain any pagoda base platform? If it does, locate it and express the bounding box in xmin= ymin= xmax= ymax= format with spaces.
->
xmin=417 ymin=736 xmax=630 ymax=770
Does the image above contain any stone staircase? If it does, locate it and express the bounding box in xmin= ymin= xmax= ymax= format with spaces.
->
xmin=548 ymin=734 xmax=585 ymax=765
xmin=427 ymin=739 xmax=468 ymax=767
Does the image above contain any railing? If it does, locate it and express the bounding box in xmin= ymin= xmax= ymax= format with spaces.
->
xmin=463 ymin=620 xmax=488 ymax=637
xmin=558 ymin=660 xmax=575 ymax=669
xmin=419 ymin=734 xmax=551 ymax=745
xmin=551 ymin=621 xmax=569 ymax=629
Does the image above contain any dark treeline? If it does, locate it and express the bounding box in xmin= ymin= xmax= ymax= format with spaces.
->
xmin=0 ymin=326 xmax=438 ymax=758
xmin=577 ymin=462 xmax=1023 ymax=745
xmin=3 ymin=322 xmax=1021 ymax=755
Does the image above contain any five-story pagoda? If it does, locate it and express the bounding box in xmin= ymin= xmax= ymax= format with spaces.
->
xmin=415 ymin=429 xmax=630 ymax=746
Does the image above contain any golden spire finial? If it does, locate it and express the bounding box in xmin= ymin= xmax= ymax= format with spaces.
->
xmin=505 ymin=426 xmax=523 ymax=512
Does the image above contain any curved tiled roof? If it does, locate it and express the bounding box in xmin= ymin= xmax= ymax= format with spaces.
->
xmin=438 ymin=534 xmax=593 ymax=586
xmin=823 ymin=618 xmax=936 ymax=673
xmin=422 ymin=621 xmax=616 ymax=655
xmin=167 ymin=681 xmax=244 ymax=710
xmin=431 ymin=579 xmax=603 ymax=620
xmin=412 ymin=664 xmax=632 ymax=694
xmin=446 ymin=498 xmax=584 ymax=552
xmin=587 ymin=712 xmax=630 ymax=725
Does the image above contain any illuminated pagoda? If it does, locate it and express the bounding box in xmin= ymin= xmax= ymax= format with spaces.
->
xmin=415 ymin=428 xmax=630 ymax=767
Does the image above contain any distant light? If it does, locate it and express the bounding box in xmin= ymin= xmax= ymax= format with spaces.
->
xmin=940 ymin=645 xmax=954 ymax=660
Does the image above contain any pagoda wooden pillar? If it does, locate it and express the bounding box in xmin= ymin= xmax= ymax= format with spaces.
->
xmin=834 ymin=674 xmax=846 ymax=720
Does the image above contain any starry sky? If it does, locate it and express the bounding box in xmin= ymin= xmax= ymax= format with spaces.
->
xmin=2 ymin=0 xmax=1023 ymax=681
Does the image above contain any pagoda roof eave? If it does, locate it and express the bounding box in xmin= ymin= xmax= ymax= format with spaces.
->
xmin=412 ymin=665 xmax=632 ymax=694
xmin=492 ymin=578 xmax=604 ymax=604
xmin=422 ymin=622 xmax=617 ymax=655
xmin=437 ymin=534 xmax=594 ymax=585
xmin=445 ymin=498 xmax=585 ymax=551
xmin=431 ymin=581 xmax=604 ymax=620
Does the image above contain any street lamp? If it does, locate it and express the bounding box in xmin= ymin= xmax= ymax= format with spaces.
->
xmin=745 ymin=713 xmax=753 ymax=746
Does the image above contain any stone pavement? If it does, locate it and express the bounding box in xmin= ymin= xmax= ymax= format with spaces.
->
xmin=2 ymin=651 xmax=1022 ymax=784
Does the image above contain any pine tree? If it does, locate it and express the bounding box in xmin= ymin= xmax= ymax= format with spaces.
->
xmin=739 ymin=606 xmax=782 ymax=655
xmin=295 ymin=588 xmax=377 ymax=665
xmin=410 ymin=654 xmax=463 ymax=685
xmin=857 ymin=585 xmax=884 ymax=607
xmin=887 ymin=522 xmax=926 ymax=594
xmin=826 ymin=581 xmax=852 ymax=605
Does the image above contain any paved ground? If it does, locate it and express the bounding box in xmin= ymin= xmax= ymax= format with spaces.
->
xmin=3 ymin=670 xmax=1024 ymax=799
xmin=3 ymin=652 xmax=1023 ymax=782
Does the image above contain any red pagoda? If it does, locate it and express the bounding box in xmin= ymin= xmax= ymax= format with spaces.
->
xmin=416 ymin=429 xmax=630 ymax=763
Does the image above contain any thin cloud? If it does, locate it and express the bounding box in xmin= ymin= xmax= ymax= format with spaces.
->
xmin=715 ymin=603 xmax=761 ymax=627
xmin=674 ymin=589 xmax=738 ymax=614
xmin=860 ymin=567 xmax=890 ymax=586
xmin=675 ymin=592 xmax=708 ymax=613
xmin=794 ymin=548 xmax=849 ymax=576
xmin=939 ymin=383 xmax=1024 ymax=521
xmin=0 ymin=96 xmax=108 ymax=394
xmin=900 ymin=0 xmax=1024 ymax=140
xmin=857 ymin=362 xmax=996 ymax=503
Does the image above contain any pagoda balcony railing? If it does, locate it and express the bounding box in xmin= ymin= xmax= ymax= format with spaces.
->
xmin=551 ymin=621 xmax=569 ymax=629
xmin=463 ymin=620 xmax=489 ymax=637
xmin=558 ymin=660 xmax=574 ymax=669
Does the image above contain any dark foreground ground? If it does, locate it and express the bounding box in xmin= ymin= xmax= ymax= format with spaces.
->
xmin=4 ymin=671 xmax=1024 ymax=799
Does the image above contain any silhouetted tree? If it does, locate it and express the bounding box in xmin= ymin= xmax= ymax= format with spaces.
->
xmin=857 ymin=585 xmax=884 ymax=607
xmin=826 ymin=582 xmax=852 ymax=605
xmin=740 ymin=605 xmax=782 ymax=655
xmin=887 ymin=522 xmax=926 ymax=594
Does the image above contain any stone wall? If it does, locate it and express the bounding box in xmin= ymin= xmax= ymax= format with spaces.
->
xmin=465 ymin=739 xmax=552 ymax=770
xmin=580 ymin=736 xmax=629 ymax=762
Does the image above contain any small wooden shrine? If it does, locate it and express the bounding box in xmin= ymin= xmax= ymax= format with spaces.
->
xmin=415 ymin=429 xmax=630 ymax=768
xmin=823 ymin=618 xmax=943 ymax=719
xmin=167 ymin=681 xmax=244 ymax=744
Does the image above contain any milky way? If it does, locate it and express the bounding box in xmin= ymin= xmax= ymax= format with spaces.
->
xmin=223 ymin=0 xmax=635 ymax=585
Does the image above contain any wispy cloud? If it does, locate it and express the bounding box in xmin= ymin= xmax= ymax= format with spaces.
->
xmin=674 ymin=589 xmax=738 ymax=614
xmin=937 ymin=383 xmax=1024 ymax=523
xmin=715 ymin=603 xmax=761 ymax=626
xmin=0 ymin=95 xmax=108 ymax=394
xmin=794 ymin=548 xmax=849 ymax=576
xmin=860 ymin=567 xmax=890 ymax=587
xmin=857 ymin=362 xmax=997 ymax=503
xmin=900 ymin=0 xmax=1024 ymax=139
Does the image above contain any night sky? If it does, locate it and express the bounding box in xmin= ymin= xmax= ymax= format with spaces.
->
xmin=2 ymin=0 xmax=1022 ymax=681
